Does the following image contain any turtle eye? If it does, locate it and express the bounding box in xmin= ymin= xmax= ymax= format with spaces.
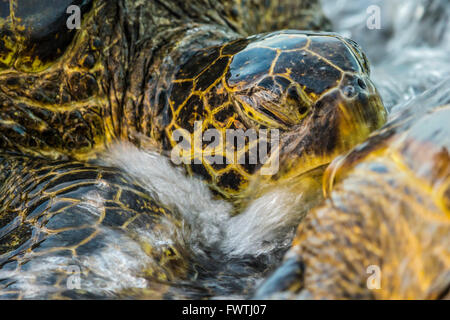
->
xmin=159 ymin=245 xmax=181 ymax=265
xmin=234 ymin=80 xmax=312 ymax=128
xmin=165 ymin=246 xmax=177 ymax=257
xmin=286 ymin=86 xmax=310 ymax=116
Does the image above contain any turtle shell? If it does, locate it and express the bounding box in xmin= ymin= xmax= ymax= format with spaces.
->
xmin=0 ymin=0 xmax=93 ymax=72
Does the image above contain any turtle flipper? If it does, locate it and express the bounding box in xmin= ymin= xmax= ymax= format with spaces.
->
xmin=0 ymin=153 xmax=190 ymax=299
xmin=255 ymin=103 xmax=450 ymax=300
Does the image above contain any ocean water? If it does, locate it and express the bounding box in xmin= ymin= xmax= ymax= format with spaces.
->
xmin=321 ymin=0 xmax=450 ymax=113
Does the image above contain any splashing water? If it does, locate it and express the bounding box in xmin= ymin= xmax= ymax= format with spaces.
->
xmin=101 ymin=144 xmax=313 ymax=298
xmin=321 ymin=0 xmax=450 ymax=112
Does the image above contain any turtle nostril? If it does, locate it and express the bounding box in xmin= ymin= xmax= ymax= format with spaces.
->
xmin=357 ymin=78 xmax=367 ymax=90
xmin=343 ymin=85 xmax=356 ymax=97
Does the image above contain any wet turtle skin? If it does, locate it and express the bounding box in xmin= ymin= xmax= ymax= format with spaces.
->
xmin=0 ymin=0 xmax=330 ymax=72
xmin=0 ymin=0 xmax=386 ymax=202
xmin=0 ymin=152 xmax=195 ymax=299
xmin=255 ymin=104 xmax=450 ymax=300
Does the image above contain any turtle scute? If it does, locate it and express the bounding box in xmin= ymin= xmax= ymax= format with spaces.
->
xmin=255 ymin=104 xmax=450 ymax=300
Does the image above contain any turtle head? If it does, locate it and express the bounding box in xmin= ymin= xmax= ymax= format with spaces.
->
xmin=224 ymin=31 xmax=387 ymax=183
xmin=167 ymin=31 xmax=386 ymax=202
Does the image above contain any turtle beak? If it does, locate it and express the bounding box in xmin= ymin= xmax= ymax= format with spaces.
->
xmin=337 ymin=74 xmax=387 ymax=134
xmin=261 ymin=75 xmax=386 ymax=183
xmin=309 ymin=74 xmax=387 ymax=156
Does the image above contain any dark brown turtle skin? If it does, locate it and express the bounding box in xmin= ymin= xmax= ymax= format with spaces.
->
xmin=0 ymin=0 xmax=337 ymax=300
xmin=255 ymin=103 xmax=450 ymax=300
xmin=0 ymin=0 xmax=386 ymax=205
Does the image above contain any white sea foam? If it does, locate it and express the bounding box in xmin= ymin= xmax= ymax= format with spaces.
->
xmin=102 ymin=143 xmax=307 ymax=258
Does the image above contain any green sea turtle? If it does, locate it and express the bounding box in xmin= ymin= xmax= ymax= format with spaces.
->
xmin=255 ymin=102 xmax=450 ymax=299
xmin=0 ymin=0 xmax=386 ymax=204
xmin=0 ymin=0 xmax=387 ymax=299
